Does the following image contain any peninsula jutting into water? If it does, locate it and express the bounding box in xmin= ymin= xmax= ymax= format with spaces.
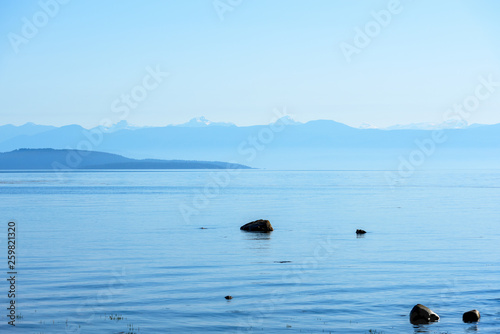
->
xmin=0 ymin=149 xmax=251 ymax=170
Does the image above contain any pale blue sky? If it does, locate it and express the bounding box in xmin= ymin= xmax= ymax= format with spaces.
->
xmin=1 ymin=0 xmax=500 ymax=127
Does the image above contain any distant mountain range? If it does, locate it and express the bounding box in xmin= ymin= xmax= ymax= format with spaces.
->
xmin=381 ymin=120 xmax=486 ymax=130
xmin=0 ymin=122 xmax=57 ymax=142
xmin=360 ymin=120 xmax=485 ymax=130
xmin=0 ymin=149 xmax=251 ymax=170
xmin=1 ymin=118 xmax=499 ymax=169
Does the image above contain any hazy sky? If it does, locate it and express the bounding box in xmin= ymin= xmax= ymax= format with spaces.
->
xmin=1 ymin=0 xmax=500 ymax=128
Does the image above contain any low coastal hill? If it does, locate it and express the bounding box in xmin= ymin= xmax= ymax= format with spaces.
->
xmin=0 ymin=149 xmax=251 ymax=170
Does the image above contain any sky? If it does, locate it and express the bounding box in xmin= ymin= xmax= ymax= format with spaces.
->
xmin=1 ymin=0 xmax=500 ymax=128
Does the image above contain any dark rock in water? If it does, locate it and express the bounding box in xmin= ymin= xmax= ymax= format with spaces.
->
xmin=463 ymin=310 xmax=480 ymax=323
xmin=240 ymin=219 xmax=274 ymax=232
xmin=274 ymin=261 xmax=292 ymax=263
xmin=200 ymin=227 xmax=207 ymax=229
xmin=356 ymin=229 xmax=367 ymax=234
xmin=409 ymin=304 xmax=440 ymax=325
xmin=224 ymin=295 xmax=232 ymax=300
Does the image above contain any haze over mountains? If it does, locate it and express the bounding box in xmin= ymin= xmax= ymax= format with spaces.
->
xmin=362 ymin=120 xmax=484 ymax=130
xmin=1 ymin=117 xmax=499 ymax=170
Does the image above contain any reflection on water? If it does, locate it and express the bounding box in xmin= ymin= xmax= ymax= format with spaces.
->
xmin=413 ymin=325 xmax=430 ymax=333
xmin=240 ymin=231 xmax=272 ymax=241
xmin=240 ymin=230 xmax=272 ymax=252
xmin=466 ymin=324 xmax=479 ymax=332
xmin=413 ymin=322 xmax=480 ymax=333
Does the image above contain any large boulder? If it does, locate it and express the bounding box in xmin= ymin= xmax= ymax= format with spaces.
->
xmin=463 ymin=310 xmax=480 ymax=323
xmin=240 ymin=219 xmax=273 ymax=232
xmin=409 ymin=304 xmax=440 ymax=325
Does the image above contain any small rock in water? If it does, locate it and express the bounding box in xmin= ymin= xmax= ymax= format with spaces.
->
xmin=356 ymin=229 xmax=367 ymax=234
xmin=200 ymin=227 xmax=207 ymax=229
xmin=274 ymin=261 xmax=292 ymax=263
xmin=463 ymin=309 xmax=480 ymax=323
xmin=224 ymin=295 xmax=233 ymax=300
xmin=240 ymin=219 xmax=274 ymax=232
xmin=409 ymin=304 xmax=440 ymax=325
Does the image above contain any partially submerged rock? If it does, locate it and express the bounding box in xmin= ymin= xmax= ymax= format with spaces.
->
xmin=409 ymin=304 xmax=440 ymax=325
xmin=463 ymin=309 xmax=480 ymax=323
xmin=224 ymin=295 xmax=232 ymax=300
xmin=356 ymin=229 xmax=367 ymax=234
xmin=240 ymin=219 xmax=273 ymax=232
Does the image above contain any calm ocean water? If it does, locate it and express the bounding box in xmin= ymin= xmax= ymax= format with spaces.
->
xmin=0 ymin=170 xmax=499 ymax=333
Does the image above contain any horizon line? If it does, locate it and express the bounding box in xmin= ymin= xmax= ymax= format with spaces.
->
xmin=1 ymin=118 xmax=497 ymax=131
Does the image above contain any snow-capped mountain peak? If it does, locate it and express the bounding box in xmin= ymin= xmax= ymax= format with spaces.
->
xmin=177 ymin=117 xmax=235 ymax=127
xmin=358 ymin=122 xmax=378 ymax=129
